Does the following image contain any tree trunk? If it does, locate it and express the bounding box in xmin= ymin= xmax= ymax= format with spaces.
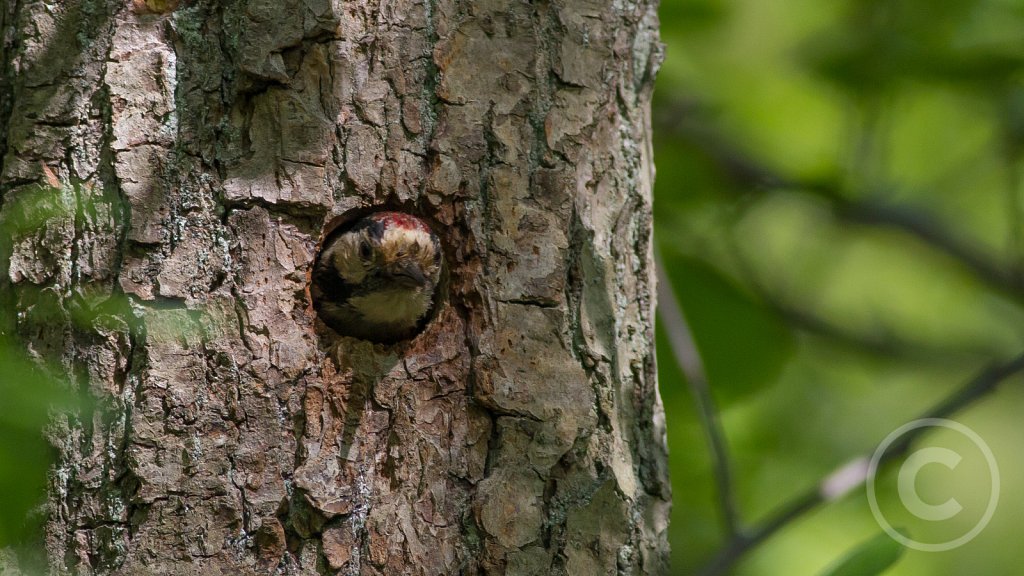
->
xmin=0 ymin=0 xmax=669 ymax=574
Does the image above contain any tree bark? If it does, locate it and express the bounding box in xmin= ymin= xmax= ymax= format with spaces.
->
xmin=0 ymin=0 xmax=669 ymax=574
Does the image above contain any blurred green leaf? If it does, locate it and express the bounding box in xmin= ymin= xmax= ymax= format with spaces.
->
xmin=660 ymin=253 xmax=794 ymax=405
xmin=0 ymin=184 xmax=75 ymax=239
xmin=803 ymin=32 xmax=1024 ymax=92
xmin=0 ymin=342 xmax=78 ymax=548
xmin=819 ymin=531 xmax=907 ymax=576
xmin=659 ymin=0 xmax=730 ymax=32
xmin=798 ymin=0 xmax=1024 ymax=92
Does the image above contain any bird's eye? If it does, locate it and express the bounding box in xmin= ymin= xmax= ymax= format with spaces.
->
xmin=359 ymin=239 xmax=372 ymax=261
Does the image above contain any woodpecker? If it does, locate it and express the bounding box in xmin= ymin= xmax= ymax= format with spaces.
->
xmin=312 ymin=211 xmax=443 ymax=343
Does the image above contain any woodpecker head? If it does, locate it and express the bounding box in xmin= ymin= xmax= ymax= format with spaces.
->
xmin=313 ymin=212 xmax=443 ymax=342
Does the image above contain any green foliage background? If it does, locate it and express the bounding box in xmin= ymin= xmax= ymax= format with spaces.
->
xmin=655 ymin=0 xmax=1024 ymax=574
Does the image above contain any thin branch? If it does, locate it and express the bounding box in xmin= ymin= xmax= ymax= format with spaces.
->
xmin=695 ymin=352 xmax=1024 ymax=576
xmin=839 ymin=200 xmax=1024 ymax=298
xmin=761 ymin=297 xmax=992 ymax=362
xmin=722 ymin=223 xmax=998 ymax=363
xmin=656 ymin=251 xmax=741 ymax=539
xmin=656 ymin=105 xmax=1024 ymax=301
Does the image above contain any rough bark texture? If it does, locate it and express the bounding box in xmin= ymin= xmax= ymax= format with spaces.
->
xmin=0 ymin=0 xmax=669 ymax=574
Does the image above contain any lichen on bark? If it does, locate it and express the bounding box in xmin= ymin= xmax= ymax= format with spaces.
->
xmin=0 ymin=0 xmax=670 ymax=574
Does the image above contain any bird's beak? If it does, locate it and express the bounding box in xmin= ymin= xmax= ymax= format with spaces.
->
xmin=385 ymin=261 xmax=427 ymax=287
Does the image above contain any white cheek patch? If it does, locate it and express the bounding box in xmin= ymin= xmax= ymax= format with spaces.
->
xmin=347 ymin=288 xmax=433 ymax=328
